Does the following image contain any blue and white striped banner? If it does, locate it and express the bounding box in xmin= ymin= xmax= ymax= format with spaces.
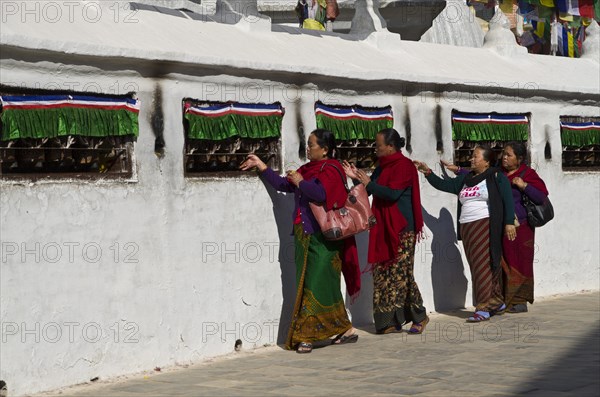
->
xmin=185 ymin=102 xmax=283 ymax=118
xmin=452 ymin=112 xmax=529 ymax=124
xmin=315 ymin=103 xmax=393 ymax=121
xmin=560 ymin=121 xmax=600 ymax=131
xmin=0 ymin=95 xmax=140 ymax=112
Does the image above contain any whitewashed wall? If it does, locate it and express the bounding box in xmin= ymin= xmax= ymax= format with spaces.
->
xmin=1 ymin=58 xmax=599 ymax=396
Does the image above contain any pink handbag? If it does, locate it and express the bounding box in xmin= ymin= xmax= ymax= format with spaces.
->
xmin=309 ymin=164 xmax=376 ymax=240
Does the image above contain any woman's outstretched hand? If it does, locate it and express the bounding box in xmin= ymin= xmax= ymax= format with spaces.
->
xmin=413 ymin=160 xmax=431 ymax=175
xmin=240 ymin=154 xmax=267 ymax=172
xmin=440 ymin=160 xmax=460 ymax=174
xmin=342 ymin=160 xmax=359 ymax=180
xmin=505 ymin=224 xmax=517 ymax=241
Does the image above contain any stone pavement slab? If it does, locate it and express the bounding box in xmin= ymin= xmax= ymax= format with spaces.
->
xmin=35 ymin=292 xmax=600 ymax=397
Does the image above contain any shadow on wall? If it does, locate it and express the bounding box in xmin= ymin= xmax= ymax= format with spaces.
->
xmin=512 ymin=325 xmax=600 ymax=395
xmin=422 ymin=206 xmax=468 ymax=312
xmin=348 ymin=231 xmax=374 ymax=327
xmin=261 ymin=181 xmax=296 ymax=346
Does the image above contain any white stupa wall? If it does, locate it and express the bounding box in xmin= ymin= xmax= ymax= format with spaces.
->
xmin=0 ymin=2 xmax=599 ymax=395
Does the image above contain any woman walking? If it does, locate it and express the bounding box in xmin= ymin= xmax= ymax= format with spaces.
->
xmin=343 ymin=128 xmax=429 ymax=334
xmin=240 ymin=129 xmax=359 ymax=353
xmin=414 ymin=145 xmax=516 ymax=322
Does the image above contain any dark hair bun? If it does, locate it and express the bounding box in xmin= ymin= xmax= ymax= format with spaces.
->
xmin=398 ymin=137 xmax=406 ymax=148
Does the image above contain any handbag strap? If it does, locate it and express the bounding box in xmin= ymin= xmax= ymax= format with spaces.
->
xmin=319 ymin=162 xmax=350 ymax=193
xmin=518 ymin=169 xmax=531 ymax=204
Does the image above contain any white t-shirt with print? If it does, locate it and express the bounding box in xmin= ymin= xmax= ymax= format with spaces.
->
xmin=459 ymin=180 xmax=489 ymax=223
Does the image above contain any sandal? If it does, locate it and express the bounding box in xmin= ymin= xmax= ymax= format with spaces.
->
xmin=296 ymin=342 xmax=313 ymax=354
xmin=407 ymin=316 xmax=429 ymax=334
xmin=490 ymin=303 xmax=507 ymax=316
xmin=466 ymin=311 xmax=490 ymax=322
xmin=507 ymin=304 xmax=528 ymax=313
xmin=332 ymin=332 xmax=359 ymax=345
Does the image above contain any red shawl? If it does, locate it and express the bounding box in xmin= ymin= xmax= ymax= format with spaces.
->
xmin=298 ymin=159 xmax=361 ymax=301
xmin=505 ymin=163 xmax=548 ymax=195
xmin=368 ymin=151 xmax=424 ymax=264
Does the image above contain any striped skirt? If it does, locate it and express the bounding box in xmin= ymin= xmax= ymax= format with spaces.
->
xmin=460 ymin=217 xmax=504 ymax=312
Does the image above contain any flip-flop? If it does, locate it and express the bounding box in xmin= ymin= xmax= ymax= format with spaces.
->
xmin=407 ymin=316 xmax=430 ymax=334
xmin=296 ymin=342 xmax=313 ymax=354
xmin=332 ymin=333 xmax=359 ymax=345
xmin=466 ymin=311 xmax=490 ymax=322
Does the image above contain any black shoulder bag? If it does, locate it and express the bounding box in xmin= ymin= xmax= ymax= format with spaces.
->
xmin=519 ymin=170 xmax=554 ymax=228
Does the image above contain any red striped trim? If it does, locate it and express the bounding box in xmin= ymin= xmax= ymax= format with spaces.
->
xmin=316 ymin=113 xmax=393 ymax=122
xmin=186 ymin=108 xmax=282 ymax=118
xmin=3 ymin=103 xmax=139 ymax=113
xmin=453 ymin=119 xmax=527 ymax=125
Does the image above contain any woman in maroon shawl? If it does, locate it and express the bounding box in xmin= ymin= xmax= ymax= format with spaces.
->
xmin=241 ymin=129 xmax=360 ymax=353
xmin=343 ymin=128 xmax=429 ymax=334
xmin=499 ymin=142 xmax=548 ymax=313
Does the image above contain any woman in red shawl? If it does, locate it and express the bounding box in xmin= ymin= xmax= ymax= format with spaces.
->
xmin=499 ymin=142 xmax=548 ymax=313
xmin=241 ymin=129 xmax=360 ymax=353
xmin=343 ymin=128 xmax=429 ymax=334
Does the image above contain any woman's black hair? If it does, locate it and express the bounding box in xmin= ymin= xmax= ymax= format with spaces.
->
xmin=311 ymin=129 xmax=337 ymax=158
xmin=475 ymin=144 xmax=496 ymax=165
xmin=377 ymin=128 xmax=406 ymax=150
xmin=504 ymin=141 xmax=527 ymax=163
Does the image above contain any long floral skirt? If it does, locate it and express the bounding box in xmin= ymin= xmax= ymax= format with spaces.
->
xmin=372 ymin=231 xmax=427 ymax=333
xmin=285 ymin=225 xmax=352 ymax=349
xmin=460 ymin=218 xmax=504 ymax=312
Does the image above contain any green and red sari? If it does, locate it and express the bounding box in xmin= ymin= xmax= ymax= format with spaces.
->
xmin=285 ymin=225 xmax=352 ymax=349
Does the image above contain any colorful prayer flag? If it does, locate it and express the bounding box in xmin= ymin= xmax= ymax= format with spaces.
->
xmin=567 ymin=30 xmax=575 ymax=56
xmin=577 ymin=0 xmax=595 ymax=17
xmin=568 ymin=0 xmax=580 ymax=15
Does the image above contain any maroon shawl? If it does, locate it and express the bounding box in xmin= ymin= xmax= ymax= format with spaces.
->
xmin=298 ymin=159 xmax=361 ymax=301
xmin=368 ymin=152 xmax=424 ymax=264
xmin=505 ymin=163 xmax=548 ymax=195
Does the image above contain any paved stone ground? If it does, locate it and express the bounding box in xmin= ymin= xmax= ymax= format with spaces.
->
xmin=38 ymin=292 xmax=599 ymax=397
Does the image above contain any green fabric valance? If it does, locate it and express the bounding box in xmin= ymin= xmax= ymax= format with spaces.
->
xmin=452 ymin=113 xmax=529 ymax=141
xmin=315 ymin=102 xmax=393 ymax=141
xmin=184 ymin=102 xmax=283 ymax=141
xmin=560 ymin=122 xmax=600 ymax=146
xmin=315 ymin=115 xmax=393 ymax=141
xmin=0 ymin=95 xmax=139 ymax=141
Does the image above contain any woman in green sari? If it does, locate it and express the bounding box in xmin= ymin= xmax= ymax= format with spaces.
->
xmin=241 ymin=129 xmax=360 ymax=353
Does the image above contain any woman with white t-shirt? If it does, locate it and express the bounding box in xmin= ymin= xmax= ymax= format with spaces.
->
xmin=413 ymin=145 xmax=516 ymax=322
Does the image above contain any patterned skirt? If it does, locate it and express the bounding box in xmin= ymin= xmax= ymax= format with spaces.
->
xmin=372 ymin=231 xmax=427 ymax=333
xmin=460 ymin=218 xmax=504 ymax=312
xmin=285 ymin=225 xmax=352 ymax=349
xmin=502 ymin=221 xmax=536 ymax=306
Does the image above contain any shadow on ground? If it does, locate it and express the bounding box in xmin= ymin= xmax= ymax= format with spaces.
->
xmin=513 ymin=322 xmax=600 ymax=395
